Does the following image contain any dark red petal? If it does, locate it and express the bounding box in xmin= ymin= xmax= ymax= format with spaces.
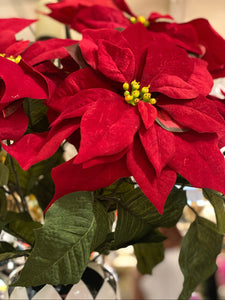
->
xmin=138 ymin=101 xmax=157 ymax=130
xmin=148 ymin=12 xmax=173 ymax=22
xmin=6 ymin=40 xmax=30 ymax=57
xmin=79 ymin=27 xmax=129 ymax=69
xmin=156 ymin=109 xmax=187 ymax=132
xmin=112 ymin=0 xmax=135 ymax=16
xmin=0 ymin=18 xmax=36 ymax=33
xmin=157 ymin=95 xmax=225 ymax=133
xmin=142 ymin=46 xmax=212 ymax=98
xmin=149 ymin=21 xmax=201 ymax=54
xmin=47 ymin=0 xmax=118 ymax=25
xmin=50 ymin=88 xmax=104 ymax=124
xmin=127 ymin=135 xmax=177 ymax=214
xmin=47 ymin=68 xmax=113 ymax=112
xmin=187 ymin=58 xmax=213 ymax=96
xmin=2 ymin=118 xmax=80 ymax=170
xmin=22 ymin=38 xmax=77 ymax=66
xmin=0 ymin=105 xmax=28 ymax=141
xmin=0 ymin=59 xmax=48 ymax=107
xmin=97 ymin=39 xmax=135 ymax=82
xmin=81 ymin=146 xmax=130 ymax=168
xmin=139 ymin=123 xmax=176 ymax=176
xmin=76 ymin=92 xmax=140 ymax=163
xmin=47 ymin=156 xmax=130 ymax=210
xmin=168 ymin=132 xmax=225 ymax=195
xmin=70 ymin=5 xmax=130 ymax=32
xmin=188 ymin=18 xmax=225 ymax=75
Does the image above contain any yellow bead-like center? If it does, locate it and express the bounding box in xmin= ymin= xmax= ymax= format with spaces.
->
xmin=123 ymin=80 xmax=156 ymax=106
xmin=0 ymin=53 xmax=22 ymax=64
xmin=129 ymin=16 xmax=150 ymax=27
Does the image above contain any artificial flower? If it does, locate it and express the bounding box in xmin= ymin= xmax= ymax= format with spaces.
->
xmin=0 ymin=18 xmax=78 ymax=141
xmin=5 ymin=24 xmax=225 ymax=214
xmin=46 ymin=0 xmax=225 ymax=79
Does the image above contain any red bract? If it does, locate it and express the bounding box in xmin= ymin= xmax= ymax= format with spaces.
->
xmin=46 ymin=0 xmax=120 ymax=25
xmin=0 ymin=17 xmax=78 ymax=141
xmin=46 ymin=0 xmax=225 ymax=79
xmin=149 ymin=18 xmax=225 ymax=79
xmin=0 ymin=18 xmax=36 ymax=51
xmin=5 ymin=24 xmax=225 ymax=214
xmin=78 ymin=23 xmax=213 ymax=98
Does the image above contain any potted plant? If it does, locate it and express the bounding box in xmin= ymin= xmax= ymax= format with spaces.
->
xmin=0 ymin=1 xmax=225 ymax=299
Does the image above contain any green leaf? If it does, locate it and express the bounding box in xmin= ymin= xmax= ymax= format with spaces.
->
xmin=23 ymin=98 xmax=49 ymax=133
xmin=0 ymin=241 xmax=30 ymax=261
xmin=0 ymin=188 xmax=7 ymax=216
xmin=5 ymin=155 xmax=29 ymax=194
xmin=0 ymin=163 xmax=9 ymax=186
xmin=118 ymin=185 xmax=186 ymax=228
xmin=109 ymin=196 xmax=168 ymax=250
xmin=178 ymin=217 xmax=223 ymax=300
xmin=91 ymin=200 xmax=115 ymax=251
xmin=112 ymin=203 xmax=156 ymax=249
xmin=2 ymin=212 xmax=42 ymax=245
xmin=134 ymin=241 xmax=164 ymax=275
xmin=203 ymin=189 xmax=225 ymax=234
xmin=5 ymin=147 xmax=64 ymax=210
xmin=13 ymin=191 xmax=96 ymax=287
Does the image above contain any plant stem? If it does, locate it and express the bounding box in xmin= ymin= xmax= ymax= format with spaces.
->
xmin=6 ymin=141 xmax=28 ymax=213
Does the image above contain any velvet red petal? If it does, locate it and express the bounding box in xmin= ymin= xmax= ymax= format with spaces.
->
xmin=112 ymin=0 xmax=135 ymax=16
xmin=149 ymin=21 xmax=201 ymax=54
xmin=156 ymin=109 xmax=187 ymax=132
xmin=0 ymin=30 xmax=16 ymax=53
xmin=81 ymin=147 xmax=130 ymax=168
xmin=97 ymin=39 xmax=135 ymax=82
xmin=70 ymin=5 xmax=130 ymax=32
xmin=47 ymin=0 xmax=118 ymax=25
xmin=126 ymin=135 xmax=177 ymax=214
xmin=188 ymin=18 xmax=225 ymax=76
xmin=142 ymin=46 xmax=212 ymax=98
xmin=22 ymin=38 xmax=77 ymax=66
xmin=148 ymin=12 xmax=173 ymax=22
xmin=157 ymin=95 xmax=225 ymax=133
xmin=2 ymin=117 xmax=80 ymax=171
xmin=50 ymin=88 xmax=104 ymax=125
xmin=75 ymin=92 xmax=140 ymax=163
xmin=48 ymin=155 xmax=130 ymax=210
xmin=168 ymin=132 xmax=225 ymax=195
xmin=0 ymin=59 xmax=48 ymax=107
xmin=79 ymin=28 xmax=129 ymax=70
xmin=138 ymin=101 xmax=157 ymax=130
xmin=0 ymin=18 xmax=36 ymax=34
xmin=139 ymin=123 xmax=175 ymax=176
xmin=0 ymin=105 xmax=28 ymax=141
xmin=5 ymin=40 xmax=30 ymax=57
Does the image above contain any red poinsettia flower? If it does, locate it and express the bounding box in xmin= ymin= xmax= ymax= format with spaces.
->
xmin=0 ymin=18 xmax=36 ymax=52
xmin=5 ymin=24 xmax=225 ymax=214
xmin=46 ymin=0 xmax=173 ymax=33
xmin=78 ymin=23 xmax=212 ymax=97
xmin=46 ymin=0 xmax=124 ymax=25
xmin=0 ymin=18 xmax=47 ymax=140
xmin=46 ymin=0 xmax=225 ymax=79
xmin=0 ymin=18 xmax=78 ymax=141
xmin=149 ymin=17 xmax=225 ymax=79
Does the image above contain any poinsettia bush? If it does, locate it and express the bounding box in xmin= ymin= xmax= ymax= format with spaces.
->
xmin=0 ymin=1 xmax=225 ymax=299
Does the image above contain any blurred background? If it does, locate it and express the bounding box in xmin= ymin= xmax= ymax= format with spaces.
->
xmin=0 ymin=0 xmax=225 ymax=37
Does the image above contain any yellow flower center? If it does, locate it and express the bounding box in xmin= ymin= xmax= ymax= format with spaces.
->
xmin=123 ymin=80 xmax=156 ymax=106
xmin=129 ymin=16 xmax=150 ymax=27
xmin=0 ymin=53 xmax=22 ymax=64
